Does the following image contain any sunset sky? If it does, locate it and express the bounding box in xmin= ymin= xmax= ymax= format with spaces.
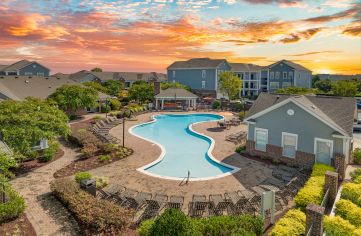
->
xmin=0 ymin=0 xmax=360 ymax=74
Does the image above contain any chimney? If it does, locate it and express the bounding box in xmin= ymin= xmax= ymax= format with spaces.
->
xmin=154 ymin=81 xmax=161 ymax=95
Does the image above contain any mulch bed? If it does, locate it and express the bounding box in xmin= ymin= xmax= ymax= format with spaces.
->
xmin=13 ymin=148 xmax=65 ymax=176
xmin=53 ymin=148 xmax=133 ymax=178
xmin=240 ymin=151 xmax=281 ymax=166
xmin=0 ymin=214 xmax=37 ymax=236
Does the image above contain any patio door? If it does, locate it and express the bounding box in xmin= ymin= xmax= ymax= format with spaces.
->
xmin=315 ymin=138 xmax=333 ymax=165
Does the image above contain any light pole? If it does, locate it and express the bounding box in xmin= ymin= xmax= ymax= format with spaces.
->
xmin=122 ymin=116 xmax=125 ymax=148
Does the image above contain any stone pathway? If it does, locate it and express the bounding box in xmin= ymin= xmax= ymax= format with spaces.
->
xmin=11 ymin=142 xmax=81 ymax=236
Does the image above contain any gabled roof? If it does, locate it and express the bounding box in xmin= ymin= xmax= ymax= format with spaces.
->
xmin=268 ymin=60 xmax=311 ymax=72
xmin=69 ymin=71 xmax=167 ymax=83
xmin=168 ymin=58 xmax=228 ymax=69
xmin=230 ymin=63 xmax=265 ymax=72
xmin=155 ymin=88 xmax=198 ymax=98
xmin=245 ymin=93 xmax=355 ymax=137
xmin=0 ymin=60 xmax=50 ymax=72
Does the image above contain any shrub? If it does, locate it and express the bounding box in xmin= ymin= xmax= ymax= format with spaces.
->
xmin=341 ymin=183 xmax=361 ymax=207
xmin=0 ymin=175 xmax=26 ymax=223
xmin=100 ymin=143 xmax=119 ymax=154
xmin=294 ymin=164 xmax=335 ymax=211
xmin=236 ymin=145 xmax=246 ymax=154
xmin=51 ymin=179 xmax=133 ymax=235
xmin=336 ymin=199 xmax=361 ymax=227
xmin=212 ymin=100 xmax=221 ymax=109
xmin=98 ymin=155 xmax=110 ymax=162
xmin=109 ymin=98 xmax=121 ymax=110
xmin=270 ymin=209 xmax=305 ymax=236
xmin=149 ymin=209 xmax=197 ymax=236
xmin=351 ymin=168 xmax=361 ymax=181
xmin=0 ymin=152 xmax=18 ymax=178
xmin=101 ymin=104 xmax=111 ymax=113
xmin=324 ymin=216 xmax=359 ymax=236
xmin=81 ymin=143 xmax=98 ymax=158
xmin=138 ymin=219 xmax=155 ymax=236
xmin=93 ymin=115 xmax=102 ymax=120
xmin=75 ymin=172 xmax=92 ymax=183
xmin=94 ymin=176 xmax=109 ymax=189
xmin=353 ymin=148 xmax=361 ymax=164
xmin=41 ymin=140 xmax=59 ymax=162
xmin=354 ymin=176 xmax=361 ymax=184
xmin=239 ymin=111 xmax=248 ymax=121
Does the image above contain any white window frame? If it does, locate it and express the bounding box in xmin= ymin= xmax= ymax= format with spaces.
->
xmin=282 ymin=132 xmax=298 ymax=158
xmin=283 ymin=72 xmax=287 ymax=79
xmin=270 ymin=82 xmax=279 ymax=90
xmin=172 ymin=70 xmax=176 ymax=78
xmin=202 ymin=70 xmax=206 ymax=78
xmin=314 ymin=138 xmax=334 ymax=164
xmin=270 ymin=72 xmax=274 ymax=80
xmin=254 ymin=128 xmax=268 ymax=152
xmin=275 ymin=72 xmax=280 ymax=79
xmin=201 ymin=80 xmax=206 ymax=89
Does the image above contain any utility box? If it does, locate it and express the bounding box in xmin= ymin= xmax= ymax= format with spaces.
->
xmin=80 ymin=179 xmax=96 ymax=197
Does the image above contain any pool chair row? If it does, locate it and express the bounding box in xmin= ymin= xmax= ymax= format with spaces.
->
xmin=89 ymin=117 xmax=122 ymax=143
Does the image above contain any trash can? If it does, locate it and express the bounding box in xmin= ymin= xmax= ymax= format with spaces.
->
xmin=80 ymin=179 xmax=96 ymax=196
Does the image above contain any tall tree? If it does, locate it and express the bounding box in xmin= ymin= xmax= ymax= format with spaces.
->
xmin=218 ymin=71 xmax=242 ymax=100
xmin=331 ymin=80 xmax=358 ymax=97
xmin=103 ymin=80 xmax=124 ymax=96
xmin=49 ymin=85 xmax=99 ymax=114
xmin=128 ymin=81 xmax=154 ymax=103
xmin=91 ymin=67 xmax=103 ymax=72
xmin=276 ymin=87 xmax=318 ymax=95
xmin=0 ymin=98 xmax=69 ymax=156
xmin=312 ymin=75 xmax=320 ymax=88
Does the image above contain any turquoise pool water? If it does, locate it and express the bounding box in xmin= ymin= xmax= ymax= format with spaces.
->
xmin=131 ymin=114 xmax=236 ymax=180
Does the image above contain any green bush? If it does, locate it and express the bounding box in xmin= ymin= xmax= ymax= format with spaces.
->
xmin=0 ymin=175 xmax=26 ymax=223
xmin=294 ymin=164 xmax=335 ymax=211
xmin=0 ymin=152 xmax=18 ymax=178
xmin=51 ymin=179 xmax=133 ymax=235
xmin=351 ymin=168 xmax=361 ymax=181
xmin=101 ymin=104 xmax=111 ymax=113
xmin=75 ymin=172 xmax=92 ymax=183
xmin=109 ymin=98 xmax=121 ymax=110
xmin=236 ymin=145 xmax=246 ymax=154
xmin=336 ymin=199 xmax=361 ymax=227
xmin=93 ymin=115 xmax=102 ymax=120
xmin=324 ymin=216 xmax=360 ymax=236
xmin=270 ymin=209 xmax=306 ymax=236
xmin=41 ymin=140 xmax=59 ymax=162
xmin=212 ymin=100 xmax=221 ymax=109
xmin=341 ymin=183 xmax=361 ymax=207
xmin=98 ymin=155 xmax=110 ymax=162
xmin=353 ymin=149 xmax=361 ymax=164
xmin=354 ymin=176 xmax=361 ymax=184
xmin=138 ymin=219 xmax=155 ymax=236
xmin=94 ymin=176 xmax=109 ymax=189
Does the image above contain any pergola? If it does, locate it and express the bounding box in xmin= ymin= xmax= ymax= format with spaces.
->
xmin=154 ymin=88 xmax=198 ymax=110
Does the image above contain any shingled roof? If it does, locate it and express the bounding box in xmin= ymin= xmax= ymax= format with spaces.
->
xmin=268 ymin=60 xmax=311 ymax=72
xmin=246 ymin=93 xmax=356 ymax=136
xmin=168 ymin=58 xmax=227 ymax=69
xmin=155 ymin=88 xmax=198 ymax=98
xmin=230 ymin=63 xmax=265 ymax=72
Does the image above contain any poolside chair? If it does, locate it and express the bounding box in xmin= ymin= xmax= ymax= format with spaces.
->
xmin=209 ymin=194 xmax=230 ymax=216
xmin=225 ymin=191 xmax=249 ymax=215
xmin=188 ymin=194 xmax=208 ymax=217
xmin=96 ymin=189 xmax=112 ymax=200
xmin=115 ymin=188 xmax=138 ymax=206
xmin=139 ymin=194 xmax=169 ymax=222
xmin=167 ymin=195 xmax=184 ymax=210
xmin=128 ymin=192 xmax=152 ymax=210
xmin=103 ymin=184 xmax=126 ymax=195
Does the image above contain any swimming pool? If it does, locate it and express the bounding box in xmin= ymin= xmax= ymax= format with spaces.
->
xmin=130 ymin=114 xmax=239 ymax=181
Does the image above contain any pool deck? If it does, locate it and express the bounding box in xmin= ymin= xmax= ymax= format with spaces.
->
xmin=89 ymin=111 xmax=275 ymax=211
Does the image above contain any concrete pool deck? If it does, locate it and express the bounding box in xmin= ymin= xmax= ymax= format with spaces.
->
xmin=89 ymin=111 xmax=276 ymax=211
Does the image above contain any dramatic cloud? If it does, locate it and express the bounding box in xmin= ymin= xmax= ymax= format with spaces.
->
xmin=286 ymin=51 xmax=342 ymax=56
xmin=279 ymin=28 xmax=324 ymax=43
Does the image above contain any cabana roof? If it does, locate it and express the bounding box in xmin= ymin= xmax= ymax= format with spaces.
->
xmin=155 ymin=88 xmax=198 ymax=99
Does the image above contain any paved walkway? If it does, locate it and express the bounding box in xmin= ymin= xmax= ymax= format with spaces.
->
xmin=11 ymin=143 xmax=81 ymax=236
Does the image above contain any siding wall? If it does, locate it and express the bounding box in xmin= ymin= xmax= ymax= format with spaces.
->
xmin=19 ymin=62 xmax=50 ymax=76
xmin=167 ymin=68 xmax=217 ymax=90
xmin=295 ymin=70 xmax=312 ymax=88
xmin=247 ymin=102 xmax=344 ymax=156
xmin=268 ymin=63 xmax=294 ymax=93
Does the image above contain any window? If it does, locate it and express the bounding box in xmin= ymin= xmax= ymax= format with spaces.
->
xmin=283 ymin=72 xmax=287 ymax=79
xmin=24 ymin=72 xmax=32 ymax=76
xmin=172 ymin=71 xmax=176 ymax=78
xmin=314 ymin=138 xmax=333 ymax=165
xmin=282 ymin=82 xmax=292 ymax=88
xmin=275 ymin=72 xmax=280 ymax=79
xmin=270 ymin=72 xmax=274 ymax=80
xmin=201 ymin=80 xmax=206 ymax=89
xmin=282 ymin=132 xmax=297 ymax=158
xmin=270 ymin=82 xmax=279 ymax=90
xmin=251 ymin=73 xmax=254 ymax=80
xmin=288 ymin=72 xmax=293 ymax=80
xmin=37 ymin=72 xmax=44 ymax=76
xmin=202 ymin=70 xmax=206 ymax=78
xmin=255 ymin=128 xmax=268 ymax=151
xmin=245 ymin=82 xmax=249 ymax=88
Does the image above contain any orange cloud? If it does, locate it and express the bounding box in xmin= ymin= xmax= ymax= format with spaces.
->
xmin=279 ymin=28 xmax=324 ymax=43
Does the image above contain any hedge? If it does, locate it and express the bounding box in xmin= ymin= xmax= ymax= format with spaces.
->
xmin=270 ymin=209 xmax=306 ymax=236
xmin=352 ymin=149 xmax=361 ymax=164
xmin=336 ymin=199 xmax=361 ymax=227
xmin=51 ymin=179 xmax=134 ymax=235
xmin=350 ymin=168 xmax=361 ymax=181
xmin=0 ymin=175 xmax=26 ymax=223
xmin=74 ymin=172 xmax=92 ymax=183
xmin=324 ymin=216 xmax=361 ymax=236
xmin=294 ymin=164 xmax=335 ymax=211
xmin=341 ymin=183 xmax=361 ymax=207
xmin=138 ymin=209 xmax=263 ymax=236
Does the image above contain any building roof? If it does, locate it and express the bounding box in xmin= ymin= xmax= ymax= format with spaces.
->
xmin=168 ymin=58 xmax=227 ymax=69
xmin=230 ymin=63 xmax=264 ymax=72
xmin=246 ymin=93 xmax=356 ymax=136
xmin=268 ymin=60 xmax=311 ymax=72
xmin=155 ymin=88 xmax=198 ymax=98
xmin=0 ymin=60 xmax=50 ymax=72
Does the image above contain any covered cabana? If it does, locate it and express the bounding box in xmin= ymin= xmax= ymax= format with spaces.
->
xmin=155 ymin=88 xmax=198 ymax=110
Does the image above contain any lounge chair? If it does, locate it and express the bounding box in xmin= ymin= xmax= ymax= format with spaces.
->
xmin=225 ymin=191 xmax=249 ymax=215
xmin=96 ymin=189 xmax=112 ymax=200
xmin=167 ymin=195 xmax=184 ymax=210
xmin=114 ymin=188 xmax=138 ymax=206
xmin=209 ymin=194 xmax=230 ymax=216
xmin=188 ymin=194 xmax=208 ymax=217
xmin=139 ymin=194 xmax=168 ymax=222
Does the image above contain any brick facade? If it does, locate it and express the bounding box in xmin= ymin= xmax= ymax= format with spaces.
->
xmin=245 ymin=139 xmax=315 ymax=168
xmin=334 ymin=154 xmax=346 ymax=180
xmin=324 ymin=171 xmax=339 ymax=207
xmin=306 ymin=203 xmax=325 ymax=236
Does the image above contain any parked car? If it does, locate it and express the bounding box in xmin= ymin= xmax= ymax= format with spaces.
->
xmin=357 ymin=100 xmax=361 ymax=109
xmin=353 ymin=119 xmax=361 ymax=132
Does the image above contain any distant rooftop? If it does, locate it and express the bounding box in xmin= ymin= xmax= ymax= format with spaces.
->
xmin=168 ymin=58 xmax=228 ymax=69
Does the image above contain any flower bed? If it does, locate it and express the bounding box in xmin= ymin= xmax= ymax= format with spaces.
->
xmin=51 ymin=178 xmax=134 ymax=235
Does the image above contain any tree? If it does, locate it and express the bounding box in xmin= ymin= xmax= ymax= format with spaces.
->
xmin=0 ymin=152 xmax=18 ymax=178
xmin=331 ymin=80 xmax=358 ymax=97
xmin=218 ymin=71 xmax=242 ymax=100
xmin=276 ymin=87 xmax=319 ymax=95
xmin=91 ymin=67 xmax=102 ymax=72
xmin=128 ymin=81 xmax=154 ymax=103
xmin=161 ymin=82 xmax=191 ymax=91
xmin=0 ymin=98 xmax=70 ymax=157
xmin=49 ymin=85 xmax=99 ymax=114
xmin=83 ymin=81 xmax=108 ymax=94
xmin=314 ymin=79 xmax=332 ymax=93
xmin=103 ymin=80 xmax=124 ymax=96
xmin=312 ymin=75 xmax=320 ymax=88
